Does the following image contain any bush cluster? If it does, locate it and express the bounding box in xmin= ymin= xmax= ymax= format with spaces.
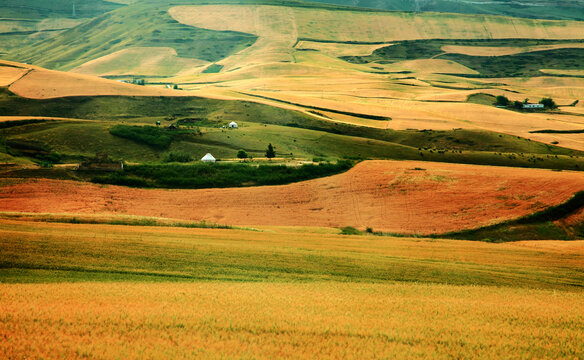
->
xmin=164 ymin=151 xmax=193 ymax=163
xmin=493 ymin=96 xmax=558 ymax=110
xmin=91 ymin=161 xmax=353 ymax=189
xmin=109 ymin=125 xmax=172 ymax=149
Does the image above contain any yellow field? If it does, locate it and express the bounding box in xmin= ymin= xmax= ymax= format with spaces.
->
xmin=161 ymin=4 xmax=584 ymax=151
xmin=1 ymin=218 xmax=583 ymax=359
xmin=71 ymin=47 xmax=209 ymax=77
xmin=295 ymin=40 xmax=389 ymax=57
xmin=540 ymin=69 xmax=584 ymax=76
xmin=169 ymin=5 xmax=584 ymax=45
xmin=2 ymin=282 xmax=583 ymax=359
xmin=0 ymin=64 xmax=29 ymax=87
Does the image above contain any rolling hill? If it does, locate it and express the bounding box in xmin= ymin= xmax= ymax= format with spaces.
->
xmin=3 ymin=160 xmax=584 ymax=234
xmin=2 ymin=3 xmax=584 ymax=358
xmin=3 ymin=1 xmax=584 ymax=152
xmin=306 ymin=0 xmax=584 ymax=21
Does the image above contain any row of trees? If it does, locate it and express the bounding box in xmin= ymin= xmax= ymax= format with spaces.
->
xmin=237 ymin=143 xmax=276 ymax=159
xmin=494 ymin=96 xmax=558 ymax=110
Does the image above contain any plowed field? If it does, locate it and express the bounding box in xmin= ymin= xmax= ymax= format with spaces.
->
xmin=2 ymin=160 xmax=583 ymax=234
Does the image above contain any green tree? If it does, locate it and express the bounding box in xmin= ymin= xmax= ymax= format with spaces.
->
xmin=265 ymin=143 xmax=276 ymax=159
xmin=494 ymin=95 xmax=510 ymax=107
xmin=237 ymin=149 xmax=248 ymax=159
xmin=539 ymin=97 xmax=558 ymax=110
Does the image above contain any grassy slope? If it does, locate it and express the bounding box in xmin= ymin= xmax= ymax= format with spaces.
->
xmin=304 ymin=0 xmax=584 ymax=21
xmin=2 ymin=89 xmax=584 ymax=170
xmin=0 ymin=0 xmax=123 ymax=19
xmin=342 ymin=39 xmax=584 ymax=78
xmin=1 ymin=219 xmax=582 ymax=289
xmin=0 ymin=0 xmax=123 ymax=55
xmin=7 ymin=0 xmax=584 ymax=72
xmin=4 ymin=1 xmax=257 ymax=70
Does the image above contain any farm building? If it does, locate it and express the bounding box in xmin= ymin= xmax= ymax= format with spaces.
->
xmin=523 ymin=103 xmax=544 ymax=109
xmin=201 ymin=153 xmax=216 ymax=162
xmin=229 ymin=121 xmax=238 ymax=128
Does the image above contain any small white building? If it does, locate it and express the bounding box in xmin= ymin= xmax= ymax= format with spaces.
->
xmin=201 ymin=153 xmax=216 ymax=163
xmin=228 ymin=121 xmax=238 ymax=129
xmin=523 ymin=103 xmax=544 ymax=109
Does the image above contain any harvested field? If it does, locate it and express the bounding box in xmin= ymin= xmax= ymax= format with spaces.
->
xmin=71 ymin=47 xmax=209 ymax=77
xmin=170 ymin=5 xmax=584 ymax=45
xmin=441 ymin=43 xmax=584 ymax=57
xmin=8 ymin=67 xmax=179 ymax=99
xmin=2 ymin=160 xmax=583 ymax=234
xmin=295 ymin=41 xmax=390 ymax=57
xmin=0 ymin=65 xmax=29 ymax=87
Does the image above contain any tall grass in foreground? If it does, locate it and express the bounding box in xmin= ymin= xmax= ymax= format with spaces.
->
xmin=1 ymin=282 xmax=582 ymax=359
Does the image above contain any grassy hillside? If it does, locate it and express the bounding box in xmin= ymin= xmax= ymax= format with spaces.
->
xmin=1 ymin=219 xmax=582 ymax=288
xmin=2 ymin=89 xmax=584 ymax=171
xmin=0 ymin=0 xmax=123 ymax=19
xmin=0 ymin=0 xmax=124 ymax=55
xmin=342 ymin=39 xmax=584 ymax=77
xmin=6 ymin=0 xmax=584 ymax=73
xmin=5 ymin=1 xmax=257 ymax=70
xmin=304 ymin=0 xmax=584 ymax=21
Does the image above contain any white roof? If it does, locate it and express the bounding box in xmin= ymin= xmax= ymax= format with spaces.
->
xmin=229 ymin=121 xmax=238 ymax=127
xmin=201 ymin=153 xmax=216 ymax=162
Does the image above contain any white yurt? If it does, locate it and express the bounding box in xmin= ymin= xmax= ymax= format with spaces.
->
xmin=201 ymin=153 xmax=216 ymax=163
xmin=228 ymin=121 xmax=238 ymax=129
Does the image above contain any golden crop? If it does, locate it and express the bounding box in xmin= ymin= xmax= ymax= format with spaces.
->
xmin=1 ymin=282 xmax=583 ymax=359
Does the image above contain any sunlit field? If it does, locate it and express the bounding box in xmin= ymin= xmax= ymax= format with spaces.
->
xmin=1 ymin=219 xmax=583 ymax=358
xmin=2 ymin=1 xmax=584 ymax=358
xmin=2 ymin=282 xmax=583 ymax=359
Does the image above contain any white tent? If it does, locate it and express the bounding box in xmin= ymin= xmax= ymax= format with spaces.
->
xmin=228 ymin=121 xmax=238 ymax=128
xmin=201 ymin=153 xmax=216 ymax=162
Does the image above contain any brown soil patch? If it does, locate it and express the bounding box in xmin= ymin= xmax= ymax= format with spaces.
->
xmin=1 ymin=160 xmax=583 ymax=234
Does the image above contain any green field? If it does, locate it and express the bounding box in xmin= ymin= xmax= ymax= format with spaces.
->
xmin=2 ymin=89 xmax=584 ymax=172
xmin=4 ymin=1 xmax=257 ymax=70
xmin=1 ymin=219 xmax=582 ymax=288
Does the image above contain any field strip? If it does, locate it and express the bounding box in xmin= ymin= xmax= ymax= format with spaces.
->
xmin=2 ymin=160 xmax=583 ymax=234
xmin=442 ymin=43 xmax=584 ymax=56
xmin=0 ymin=116 xmax=99 ymax=123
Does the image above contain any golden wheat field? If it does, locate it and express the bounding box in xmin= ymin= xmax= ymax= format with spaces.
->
xmin=1 ymin=282 xmax=583 ymax=360
xmin=3 ymin=2 xmax=584 ymax=358
xmin=1 ymin=217 xmax=584 ymax=359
